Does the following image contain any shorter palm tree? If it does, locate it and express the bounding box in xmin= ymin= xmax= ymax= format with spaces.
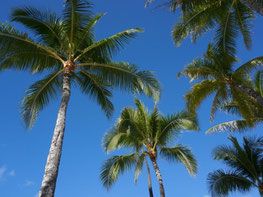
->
xmin=207 ymin=136 xmax=263 ymax=196
xmin=100 ymin=98 xmax=199 ymax=197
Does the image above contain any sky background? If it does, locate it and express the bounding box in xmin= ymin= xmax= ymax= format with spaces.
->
xmin=0 ymin=0 xmax=263 ymax=197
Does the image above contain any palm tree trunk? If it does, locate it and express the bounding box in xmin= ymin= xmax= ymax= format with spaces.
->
xmin=144 ymin=157 xmax=154 ymax=197
xmin=150 ymin=158 xmax=165 ymax=197
xmin=232 ymin=82 xmax=263 ymax=107
xmin=240 ymin=0 xmax=263 ymax=16
xmin=38 ymin=70 xmax=72 ymax=197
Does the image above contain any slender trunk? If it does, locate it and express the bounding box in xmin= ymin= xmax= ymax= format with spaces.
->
xmin=150 ymin=158 xmax=165 ymax=197
xmin=240 ymin=0 xmax=263 ymax=16
xmin=232 ymin=82 xmax=263 ymax=107
xmin=144 ymin=157 xmax=154 ymax=197
xmin=38 ymin=70 xmax=72 ymax=197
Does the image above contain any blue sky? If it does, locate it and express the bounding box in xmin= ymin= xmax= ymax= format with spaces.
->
xmin=0 ymin=0 xmax=263 ymax=197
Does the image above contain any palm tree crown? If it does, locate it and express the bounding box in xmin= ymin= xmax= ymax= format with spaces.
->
xmin=179 ymin=44 xmax=263 ymax=122
xmin=0 ymin=1 xmax=160 ymax=127
xmin=101 ymin=98 xmax=199 ymax=197
xmin=208 ymin=136 xmax=263 ymax=196
xmin=206 ymin=71 xmax=263 ymax=133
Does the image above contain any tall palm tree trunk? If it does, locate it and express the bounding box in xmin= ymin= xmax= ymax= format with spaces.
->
xmin=240 ymin=0 xmax=263 ymax=16
xmin=232 ymin=82 xmax=263 ymax=107
xmin=39 ymin=70 xmax=72 ymax=197
xmin=145 ymin=157 xmax=154 ymax=197
xmin=150 ymin=158 xmax=165 ymax=197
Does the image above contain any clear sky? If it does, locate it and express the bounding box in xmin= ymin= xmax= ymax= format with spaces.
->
xmin=0 ymin=0 xmax=263 ymax=197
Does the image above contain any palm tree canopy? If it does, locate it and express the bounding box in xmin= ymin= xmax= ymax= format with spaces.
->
xmin=0 ymin=0 xmax=160 ymax=128
xmin=207 ymin=136 xmax=263 ymax=196
xmin=206 ymin=71 xmax=263 ymax=133
xmin=101 ymin=98 xmax=199 ymax=189
xmin=179 ymin=43 xmax=263 ymax=121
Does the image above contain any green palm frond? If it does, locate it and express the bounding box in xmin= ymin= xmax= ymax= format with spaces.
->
xmin=233 ymin=56 xmax=263 ymax=77
xmin=254 ymin=71 xmax=263 ymax=96
xmin=207 ymin=169 xmax=254 ymax=197
xmin=75 ymin=13 xmax=105 ymax=50
xmin=100 ymin=153 xmax=139 ymax=189
xmin=156 ymin=112 xmax=199 ymax=147
xmin=210 ymin=84 xmax=228 ymax=122
xmin=185 ymin=80 xmax=221 ymax=113
xmin=63 ymin=0 xmax=93 ymax=56
xmin=77 ymin=62 xmax=160 ymax=99
xmin=160 ymin=145 xmax=197 ymax=176
xmin=0 ymin=22 xmax=63 ymax=72
xmin=11 ymin=7 xmax=65 ymax=49
xmin=172 ymin=2 xmax=220 ymax=46
xmin=214 ymin=7 xmax=238 ymax=58
xmin=148 ymin=105 xmax=160 ymax=140
xmin=21 ymin=70 xmax=63 ymax=128
xmin=233 ymin=2 xmax=254 ymax=49
xmin=178 ymin=58 xmax=221 ymax=81
xmin=75 ymin=68 xmax=114 ymax=118
xmin=75 ymin=28 xmax=143 ymax=61
xmin=134 ymin=154 xmax=145 ymax=184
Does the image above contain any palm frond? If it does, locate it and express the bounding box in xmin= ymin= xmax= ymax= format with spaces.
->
xmin=75 ymin=68 xmax=114 ymax=118
xmin=11 ymin=7 xmax=65 ymax=49
xmin=21 ymin=70 xmax=63 ymax=128
xmin=210 ymin=84 xmax=228 ymax=122
xmin=134 ymin=154 xmax=145 ymax=184
xmin=254 ymin=71 xmax=263 ymax=96
xmin=0 ymin=22 xmax=63 ymax=72
xmin=214 ymin=4 xmax=238 ymax=58
xmin=100 ymin=153 xmax=138 ymax=189
xmin=207 ymin=169 xmax=254 ymax=197
xmin=75 ymin=13 xmax=105 ymax=51
xmin=160 ymin=145 xmax=197 ymax=176
xmin=155 ymin=111 xmax=199 ymax=147
xmin=75 ymin=28 xmax=143 ymax=61
xmin=233 ymin=2 xmax=254 ymax=50
xmin=77 ymin=62 xmax=160 ymax=99
xmin=206 ymin=119 xmax=263 ymax=133
xmin=178 ymin=58 xmax=221 ymax=81
xmin=172 ymin=2 xmax=220 ymax=46
xmin=184 ymin=80 xmax=221 ymax=113
xmin=233 ymin=56 xmax=263 ymax=77
xmin=63 ymin=0 xmax=93 ymax=56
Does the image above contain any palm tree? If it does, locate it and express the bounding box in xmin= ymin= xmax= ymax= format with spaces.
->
xmin=0 ymin=1 xmax=160 ymax=196
xmin=178 ymin=44 xmax=263 ymax=121
xmin=206 ymin=71 xmax=263 ymax=133
xmin=207 ymin=136 xmax=263 ymax=196
xmin=101 ymin=98 xmax=198 ymax=197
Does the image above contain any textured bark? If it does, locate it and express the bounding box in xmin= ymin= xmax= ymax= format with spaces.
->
xmin=240 ymin=0 xmax=263 ymax=16
xmin=38 ymin=70 xmax=72 ymax=197
xmin=145 ymin=157 xmax=154 ymax=197
xmin=150 ymin=158 xmax=165 ymax=197
xmin=232 ymin=82 xmax=263 ymax=107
